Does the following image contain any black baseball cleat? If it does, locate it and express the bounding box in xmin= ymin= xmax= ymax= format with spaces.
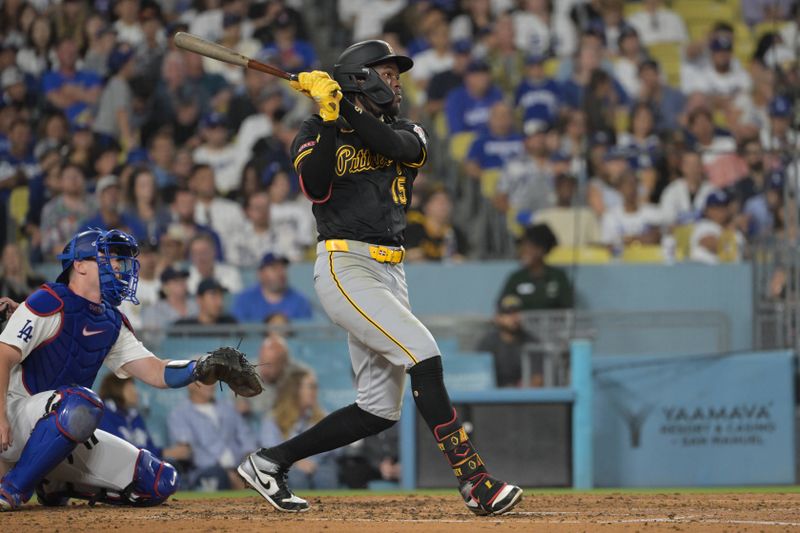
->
xmin=237 ymin=450 xmax=309 ymax=512
xmin=459 ymin=473 xmax=523 ymax=516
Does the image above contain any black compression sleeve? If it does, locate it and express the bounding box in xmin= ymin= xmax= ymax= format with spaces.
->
xmin=298 ymin=123 xmax=337 ymax=200
xmin=339 ymin=98 xmax=422 ymax=162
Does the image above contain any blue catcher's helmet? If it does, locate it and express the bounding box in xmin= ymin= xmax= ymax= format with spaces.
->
xmin=56 ymin=229 xmax=140 ymax=306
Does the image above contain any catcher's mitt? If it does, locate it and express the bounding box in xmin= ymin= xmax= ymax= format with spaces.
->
xmin=195 ymin=346 xmax=263 ymax=397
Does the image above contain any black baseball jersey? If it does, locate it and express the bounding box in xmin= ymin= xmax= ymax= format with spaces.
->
xmin=291 ymin=115 xmax=428 ymax=246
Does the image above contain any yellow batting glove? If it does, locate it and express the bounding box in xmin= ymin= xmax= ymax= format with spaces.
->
xmin=310 ymin=77 xmax=342 ymax=122
xmin=289 ymin=71 xmax=332 ymax=96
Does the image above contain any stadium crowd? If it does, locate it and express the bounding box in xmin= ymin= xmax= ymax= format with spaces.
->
xmin=1 ymin=0 xmax=800 ymax=489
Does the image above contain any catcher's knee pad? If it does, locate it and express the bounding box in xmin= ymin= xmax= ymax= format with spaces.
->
xmin=127 ymin=449 xmax=178 ymax=506
xmin=52 ymin=386 xmax=105 ymax=442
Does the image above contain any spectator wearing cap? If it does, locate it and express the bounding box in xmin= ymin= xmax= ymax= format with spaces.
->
xmin=410 ymin=22 xmax=454 ymax=91
xmin=42 ymin=38 xmax=102 ymax=125
xmin=405 ymin=186 xmax=468 ymax=262
xmin=534 ymin=173 xmax=601 ymax=247
xmin=260 ymin=12 xmax=318 ymax=74
xmin=141 ymin=266 xmax=198 ymax=333
xmin=444 ymin=58 xmax=504 ymax=135
xmin=78 ymin=174 xmax=148 ymax=241
xmin=113 ymin=0 xmax=144 ymax=47
xmin=588 ymin=144 xmax=627 ymax=218
xmin=225 ymin=191 xmax=283 ymax=267
xmin=1 ymin=66 xmax=33 ymax=109
xmin=203 ymin=13 xmax=261 ymax=86
xmin=600 ymin=170 xmax=663 ymax=254
xmin=39 ymin=163 xmax=96 ymax=257
xmin=495 ymin=120 xmax=554 ymax=219
xmin=496 ymin=223 xmax=573 ymax=314
xmin=16 ymin=15 xmax=56 ymax=79
xmin=659 ymin=150 xmax=715 ymax=227
xmin=635 ymin=60 xmax=686 ymax=133
xmin=175 ymin=278 xmax=237 ymax=327
xmin=232 ymin=252 xmax=312 ymax=323
xmin=193 ymin=113 xmax=242 ymax=196
xmin=681 ymin=33 xmax=751 ymax=98
xmin=187 ymin=232 xmax=243 ymax=295
xmin=93 ymin=43 xmax=138 ymax=149
xmin=189 ymin=163 xmax=247 ymax=246
xmin=743 ymin=170 xmax=787 ymax=239
xmin=514 ymin=54 xmax=561 ymax=135
xmin=424 ymin=39 xmax=472 ymax=117
xmin=464 ymin=102 xmax=525 ymax=190
xmin=760 ymin=96 xmax=798 ymax=153
xmin=689 ymin=189 xmax=744 ymax=264
xmin=625 ymin=0 xmax=688 ymax=46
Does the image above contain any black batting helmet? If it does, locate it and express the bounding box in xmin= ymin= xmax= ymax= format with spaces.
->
xmin=333 ymin=40 xmax=413 ymax=107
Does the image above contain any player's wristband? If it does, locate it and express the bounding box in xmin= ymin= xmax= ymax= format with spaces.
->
xmin=164 ymin=360 xmax=198 ymax=388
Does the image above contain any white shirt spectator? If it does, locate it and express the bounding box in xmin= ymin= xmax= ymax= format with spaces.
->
xmin=351 ymin=0 xmax=405 ymax=41
xmin=512 ymin=11 xmax=551 ymax=55
xmin=193 ymin=144 xmax=242 ymax=195
xmin=270 ymin=198 xmax=317 ymax=261
xmin=659 ymin=179 xmax=715 ymax=226
xmin=680 ymin=60 xmax=752 ymax=98
xmin=410 ymin=50 xmax=454 ymax=84
xmin=614 ymin=57 xmax=640 ymax=98
xmin=497 ymin=156 xmax=554 ymax=215
xmin=627 ymin=7 xmax=689 ymax=45
xmin=224 ymin=222 xmax=284 ymax=268
xmin=689 ymin=219 xmax=744 ymax=264
xmin=600 ymin=204 xmax=663 ymax=249
xmin=114 ymin=20 xmax=144 ymax=47
xmin=194 ymin=197 xmax=247 ymax=242
xmin=233 ymin=113 xmax=274 ymax=187
xmin=187 ymin=263 xmax=242 ymax=295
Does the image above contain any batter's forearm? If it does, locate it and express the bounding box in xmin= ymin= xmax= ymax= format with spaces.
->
xmin=299 ymin=124 xmax=337 ymax=200
xmin=339 ymin=98 xmax=421 ymax=161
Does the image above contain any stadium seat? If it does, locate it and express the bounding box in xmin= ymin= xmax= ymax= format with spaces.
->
xmin=449 ymin=131 xmax=476 ymax=162
xmin=9 ymin=186 xmax=29 ymax=226
xmin=546 ymin=246 xmax=611 ymax=265
xmin=674 ymin=0 xmax=736 ymax=26
xmin=543 ymin=57 xmax=560 ymax=78
xmin=480 ymin=169 xmax=502 ymax=199
xmin=672 ymin=224 xmax=694 ymax=261
xmin=622 ymin=244 xmax=665 ymax=263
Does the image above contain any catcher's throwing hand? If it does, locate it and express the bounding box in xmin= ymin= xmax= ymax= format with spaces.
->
xmin=0 ymin=297 xmax=19 ymax=320
xmin=194 ymin=346 xmax=263 ymax=397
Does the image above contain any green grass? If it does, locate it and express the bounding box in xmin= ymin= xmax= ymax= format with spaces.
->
xmin=174 ymin=485 xmax=800 ymax=500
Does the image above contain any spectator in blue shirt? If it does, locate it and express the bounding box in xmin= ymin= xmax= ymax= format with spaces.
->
xmin=41 ymin=38 xmax=102 ymax=125
xmin=636 ymin=59 xmax=686 ymax=133
xmin=444 ymin=58 xmax=503 ymax=134
xmin=464 ymin=102 xmax=524 ymax=187
xmin=233 ymin=252 xmax=313 ymax=322
xmin=260 ymin=12 xmax=318 ymax=75
xmin=79 ymin=174 xmax=148 ymax=241
xmin=515 ymin=54 xmax=562 ymax=133
xmin=168 ymin=382 xmax=256 ymax=490
xmin=97 ymin=374 xmax=163 ymax=458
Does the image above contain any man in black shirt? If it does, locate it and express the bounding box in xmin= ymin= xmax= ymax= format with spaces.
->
xmin=174 ymin=278 xmax=237 ymax=328
xmin=238 ymin=40 xmax=522 ymax=516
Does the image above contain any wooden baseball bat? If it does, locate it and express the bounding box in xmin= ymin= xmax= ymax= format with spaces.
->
xmin=173 ymin=31 xmax=299 ymax=82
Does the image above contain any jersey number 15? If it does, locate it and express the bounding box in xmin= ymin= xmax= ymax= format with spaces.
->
xmin=391 ymin=176 xmax=407 ymax=206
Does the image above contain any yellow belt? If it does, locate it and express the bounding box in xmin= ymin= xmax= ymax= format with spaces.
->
xmin=325 ymin=239 xmax=405 ymax=264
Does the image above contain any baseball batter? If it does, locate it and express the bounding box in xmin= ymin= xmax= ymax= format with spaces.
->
xmin=238 ymin=40 xmax=522 ymax=516
xmin=0 ymin=229 xmax=260 ymax=511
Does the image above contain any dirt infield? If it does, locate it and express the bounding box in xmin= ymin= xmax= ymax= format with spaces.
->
xmin=6 ymin=492 xmax=800 ymax=532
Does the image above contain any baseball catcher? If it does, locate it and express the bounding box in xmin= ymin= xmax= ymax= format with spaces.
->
xmin=0 ymin=228 xmax=260 ymax=511
xmin=237 ymin=40 xmax=522 ymax=516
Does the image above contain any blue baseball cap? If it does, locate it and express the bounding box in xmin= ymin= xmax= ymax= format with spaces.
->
xmin=550 ymin=150 xmax=571 ymax=163
xmin=767 ymin=170 xmax=785 ymax=190
xmin=590 ymin=130 xmax=612 ymax=147
xmin=710 ymin=35 xmax=733 ymax=52
xmin=769 ymin=96 xmax=792 ymax=118
xmin=201 ymin=112 xmax=226 ymax=129
xmin=452 ymin=39 xmax=472 ymax=55
xmin=466 ymin=58 xmax=490 ymax=73
xmin=604 ymin=145 xmax=630 ymax=161
xmin=108 ymin=43 xmax=136 ymax=74
xmin=259 ymin=252 xmax=289 ymax=268
xmin=705 ymin=189 xmax=731 ymax=208
xmin=525 ymin=53 xmax=546 ymax=65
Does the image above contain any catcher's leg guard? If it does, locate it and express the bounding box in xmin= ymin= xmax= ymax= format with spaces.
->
xmin=1 ymin=386 xmax=103 ymax=511
xmin=434 ymin=409 xmax=523 ymax=516
xmin=36 ymin=449 xmax=178 ymax=507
